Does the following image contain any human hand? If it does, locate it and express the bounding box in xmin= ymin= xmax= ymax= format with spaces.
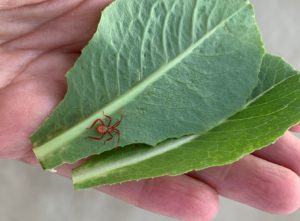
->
xmin=0 ymin=1 xmax=299 ymax=220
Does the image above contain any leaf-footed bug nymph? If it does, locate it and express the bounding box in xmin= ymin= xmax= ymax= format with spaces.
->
xmin=88 ymin=112 xmax=123 ymax=146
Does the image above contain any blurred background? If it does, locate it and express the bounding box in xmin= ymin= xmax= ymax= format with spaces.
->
xmin=1 ymin=0 xmax=300 ymax=220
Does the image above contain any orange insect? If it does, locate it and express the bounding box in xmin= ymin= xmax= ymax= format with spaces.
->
xmin=88 ymin=112 xmax=123 ymax=145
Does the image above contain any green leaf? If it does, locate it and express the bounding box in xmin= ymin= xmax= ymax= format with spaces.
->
xmin=31 ymin=0 xmax=264 ymax=169
xmin=72 ymin=54 xmax=300 ymax=189
xmin=250 ymin=54 xmax=298 ymax=99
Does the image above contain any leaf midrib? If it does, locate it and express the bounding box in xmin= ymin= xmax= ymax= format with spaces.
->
xmin=73 ymin=73 xmax=300 ymax=184
xmin=33 ymin=3 xmax=250 ymax=166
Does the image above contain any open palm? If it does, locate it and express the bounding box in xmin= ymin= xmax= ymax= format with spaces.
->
xmin=1 ymin=1 xmax=300 ymax=220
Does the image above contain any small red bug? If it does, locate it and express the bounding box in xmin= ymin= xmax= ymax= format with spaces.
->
xmin=88 ymin=112 xmax=123 ymax=145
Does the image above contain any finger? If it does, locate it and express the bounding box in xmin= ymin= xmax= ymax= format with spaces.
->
xmin=38 ymin=163 xmax=219 ymax=221
xmin=254 ymin=131 xmax=300 ymax=175
xmin=290 ymin=123 xmax=300 ymax=132
xmin=1 ymin=0 xmax=111 ymax=51
xmin=0 ymin=52 xmax=70 ymax=160
xmin=0 ymin=50 xmax=80 ymax=161
xmin=189 ymin=155 xmax=300 ymax=215
xmin=99 ymin=176 xmax=219 ymax=221
xmin=0 ymin=0 xmax=46 ymax=10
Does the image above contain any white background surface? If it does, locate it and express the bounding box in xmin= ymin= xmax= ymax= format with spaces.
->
xmin=0 ymin=0 xmax=300 ymax=220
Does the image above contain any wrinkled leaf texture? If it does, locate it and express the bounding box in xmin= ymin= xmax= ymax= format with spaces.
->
xmin=30 ymin=0 xmax=300 ymax=189
xmin=73 ymin=54 xmax=300 ymax=189
xmin=31 ymin=0 xmax=264 ymax=169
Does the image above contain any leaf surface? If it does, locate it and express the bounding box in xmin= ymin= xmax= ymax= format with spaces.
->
xmin=72 ymin=55 xmax=300 ymax=189
xmin=31 ymin=0 xmax=264 ymax=169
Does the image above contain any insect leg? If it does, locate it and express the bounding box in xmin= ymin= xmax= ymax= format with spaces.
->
xmin=89 ymin=118 xmax=106 ymax=128
xmin=111 ymin=115 xmax=124 ymax=128
xmin=89 ymin=119 xmax=100 ymax=128
xmin=103 ymin=111 xmax=112 ymax=127
xmin=88 ymin=133 xmax=106 ymax=141
xmin=104 ymin=132 xmax=114 ymax=144
xmin=114 ymin=129 xmax=121 ymax=145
